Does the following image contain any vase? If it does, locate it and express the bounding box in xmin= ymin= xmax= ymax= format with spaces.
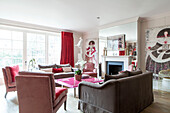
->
xmin=75 ymin=74 xmax=82 ymax=81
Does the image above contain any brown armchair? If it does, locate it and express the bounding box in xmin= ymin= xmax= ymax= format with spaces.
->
xmin=2 ymin=67 xmax=17 ymax=98
xmin=83 ymin=62 xmax=97 ymax=77
xmin=16 ymin=71 xmax=67 ymax=113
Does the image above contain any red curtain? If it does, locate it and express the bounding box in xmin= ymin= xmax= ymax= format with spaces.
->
xmin=60 ymin=31 xmax=74 ymax=67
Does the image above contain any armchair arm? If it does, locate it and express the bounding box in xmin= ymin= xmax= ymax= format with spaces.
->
xmin=83 ymin=68 xmax=87 ymax=72
xmin=93 ymin=68 xmax=97 ymax=73
xmin=78 ymin=80 xmax=119 ymax=112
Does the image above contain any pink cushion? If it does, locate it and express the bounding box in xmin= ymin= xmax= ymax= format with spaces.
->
xmin=52 ymin=68 xmax=63 ymax=73
xmin=9 ymin=65 xmax=19 ymax=82
xmin=54 ymin=87 xmax=67 ymax=107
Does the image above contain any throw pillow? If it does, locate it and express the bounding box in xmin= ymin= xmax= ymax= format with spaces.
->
xmin=40 ymin=68 xmax=53 ymax=72
xmin=104 ymin=72 xmax=128 ymax=82
xmin=62 ymin=67 xmax=72 ymax=72
xmin=56 ymin=64 xmax=71 ymax=68
xmin=9 ymin=65 xmax=19 ymax=82
xmin=52 ymin=68 xmax=63 ymax=73
xmin=128 ymin=69 xmax=142 ymax=76
xmin=38 ymin=64 xmax=56 ymax=70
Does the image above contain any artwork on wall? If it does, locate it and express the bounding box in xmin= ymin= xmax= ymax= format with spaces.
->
xmin=145 ymin=27 xmax=170 ymax=74
xmin=126 ymin=41 xmax=137 ymax=56
xmin=85 ymin=38 xmax=98 ymax=67
xmin=107 ymin=34 xmax=125 ymax=51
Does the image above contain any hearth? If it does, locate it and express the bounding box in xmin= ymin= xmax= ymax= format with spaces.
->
xmin=106 ymin=61 xmax=124 ymax=75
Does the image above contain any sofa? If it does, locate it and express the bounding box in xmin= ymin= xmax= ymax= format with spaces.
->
xmin=38 ymin=64 xmax=75 ymax=79
xmin=78 ymin=70 xmax=154 ymax=113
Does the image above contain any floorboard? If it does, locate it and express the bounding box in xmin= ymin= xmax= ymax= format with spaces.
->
xmin=0 ymin=79 xmax=169 ymax=113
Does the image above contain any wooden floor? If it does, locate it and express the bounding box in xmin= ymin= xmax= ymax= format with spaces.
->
xmin=142 ymin=90 xmax=170 ymax=113
xmin=0 ymin=79 xmax=170 ymax=113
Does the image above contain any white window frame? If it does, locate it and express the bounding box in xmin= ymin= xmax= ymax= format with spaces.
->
xmin=0 ymin=25 xmax=61 ymax=71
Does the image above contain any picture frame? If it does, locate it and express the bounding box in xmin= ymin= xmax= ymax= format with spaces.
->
xmin=107 ymin=34 xmax=125 ymax=51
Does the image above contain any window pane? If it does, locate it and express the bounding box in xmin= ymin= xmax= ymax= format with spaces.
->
xmin=12 ymin=31 xmax=23 ymax=40
xmin=0 ymin=40 xmax=11 ymax=49
xmin=48 ymin=34 xmax=61 ymax=64
xmin=0 ymin=29 xmax=23 ymax=78
xmin=12 ymin=41 xmax=23 ymax=49
xmin=27 ymin=33 xmax=45 ymax=66
xmin=0 ymin=29 xmax=11 ymax=39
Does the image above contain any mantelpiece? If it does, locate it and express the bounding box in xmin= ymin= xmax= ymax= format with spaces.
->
xmin=101 ymin=55 xmax=132 ymax=77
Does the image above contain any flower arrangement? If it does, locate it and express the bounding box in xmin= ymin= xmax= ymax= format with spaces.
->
xmin=28 ymin=58 xmax=36 ymax=71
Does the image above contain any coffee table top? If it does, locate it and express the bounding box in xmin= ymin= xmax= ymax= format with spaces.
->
xmin=55 ymin=77 xmax=103 ymax=88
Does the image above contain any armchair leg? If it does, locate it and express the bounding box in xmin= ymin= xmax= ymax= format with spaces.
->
xmin=64 ymin=100 xmax=66 ymax=110
xmin=5 ymin=92 xmax=7 ymax=98
xmin=78 ymin=101 xmax=80 ymax=110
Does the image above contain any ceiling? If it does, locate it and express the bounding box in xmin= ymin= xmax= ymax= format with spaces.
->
xmin=0 ymin=0 xmax=170 ymax=33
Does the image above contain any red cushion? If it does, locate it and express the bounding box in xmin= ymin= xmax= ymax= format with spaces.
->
xmin=52 ymin=68 xmax=63 ymax=73
xmin=9 ymin=65 xmax=19 ymax=82
xmin=55 ymin=87 xmax=67 ymax=99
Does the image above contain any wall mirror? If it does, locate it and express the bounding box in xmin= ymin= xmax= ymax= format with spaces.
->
xmin=99 ymin=20 xmax=139 ymax=67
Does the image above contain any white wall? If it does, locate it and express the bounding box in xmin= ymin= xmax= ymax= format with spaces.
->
xmin=140 ymin=13 xmax=170 ymax=71
xmin=99 ymin=22 xmax=137 ymax=41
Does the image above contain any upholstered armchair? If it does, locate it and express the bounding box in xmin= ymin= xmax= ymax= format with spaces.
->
xmin=16 ymin=71 xmax=67 ymax=113
xmin=83 ymin=62 xmax=97 ymax=77
xmin=2 ymin=66 xmax=18 ymax=98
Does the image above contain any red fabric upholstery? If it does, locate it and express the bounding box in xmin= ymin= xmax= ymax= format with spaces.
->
xmin=54 ymin=87 xmax=68 ymax=107
xmin=9 ymin=65 xmax=19 ymax=82
xmin=52 ymin=68 xmax=63 ymax=73
xmin=60 ymin=31 xmax=74 ymax=67
xmin=55 ymin=87 xmax=67 ymax=99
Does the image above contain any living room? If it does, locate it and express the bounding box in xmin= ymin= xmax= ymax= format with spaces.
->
xmin=0 ymin=0 xmax=170 ymax=113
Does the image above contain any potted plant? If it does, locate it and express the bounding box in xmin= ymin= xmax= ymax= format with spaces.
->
xmin=75 ymin=69 xmax=82 ymax=81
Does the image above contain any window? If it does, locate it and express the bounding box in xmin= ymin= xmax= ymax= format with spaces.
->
xmin=0 ymin=29 xmax=23 ymax=77
xmin=27 ymin=33 xmax=46 ymax=65
xmin=0 ymin=26 xmax=61 ymax=78
xmin=48 ymin=34 xmax=61 ymax=64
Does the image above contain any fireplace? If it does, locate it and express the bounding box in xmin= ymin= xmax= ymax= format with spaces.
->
xmin=106 ymin=61 xmax=124 ymax=75
xmin=101 ymin=56 xmax=132 ymax=77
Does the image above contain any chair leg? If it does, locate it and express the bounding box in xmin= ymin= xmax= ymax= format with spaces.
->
xmin=5 ymin=92 xmax=7 ymax=98
xmin=64 ymin=100 xmax=66 ymax=110
xmin=78 ymin=101 xmax=80 ymax=110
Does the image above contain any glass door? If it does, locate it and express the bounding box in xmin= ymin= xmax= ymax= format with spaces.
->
xmin=0 ymin=29 xmax=23 ymax=77
xmin=27 ymin=33 xmax=45 ymax=70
